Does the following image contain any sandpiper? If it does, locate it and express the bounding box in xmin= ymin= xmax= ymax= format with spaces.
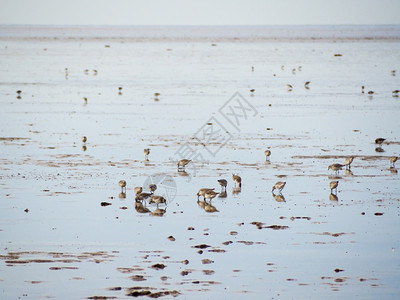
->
xmin=217 ymin=179 xmax=227 ymax=191
xmin=286 ymin=84 xmax=293 ymax=91
xmin=304 ymin=81 xmax=310 ymax=89
xmin=368 ymin=91 xmax=374 ymax=95
xmin=250 ymin=89 xmax=255 ymax=95
xmin=144 ymin=148 xmax=150 ymax=161
xmin=149 ymin=195 xmax=166 ymax=207
xmin=375 ymin=138 xmax=386 ymax=146
xmin=135 ymin=192 xmax=152 ymax=202
xmin=329 ymin=180 xmax=339 ymax=194
xmin=265 ymin=149 xmax=271 ymax=161
xmin=83 ymin=97 xmax=88 ymax=103
xmin=178 ymin=159 xmax=191 ymax=171
xmin=345 ymin=157 xmax=354 ymax=169
xmin=119 ymin=180 xmax=126 ymax=192
xmin=390 ymin=156 xmax=398 ymax=167
xmin=149 ymin=184 xmax=157 ymax=193
xmin=328 ymin=164 xmax=345 ymax=175
xmin=134 ymin=186 xmax=143 ymax=195
xmin=272 ymin=181 xmax=286 ymax=193
xmin=82 ymin=136 xmax=87 ymax=143
xmin=197 ymin=188 xmax=215 ymax=200
xmin=204 ymin=190 xmax=219 ymax=202
xmin=232 ymin=174 xmax=242 ymax=188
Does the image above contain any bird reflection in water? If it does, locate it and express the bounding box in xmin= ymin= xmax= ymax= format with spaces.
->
xmin=118 ymin=192 xmax=126 ymax=199
xmin=218 ymin=190 xmax=227 ymax=198
xmin=389 ymin=167 xmax=398 ymax=174
xmin=232 ymin=187 xmax=241 ymax=195
xmin=151 ymin=208 xmax=167 ymax=216
xmin=135 ymin=201 xmax=151 ymax=214
xmin=273 ymin=194 xmax=286 ymax=202
xmin=329 ymin=193 xmax=339 ymax=201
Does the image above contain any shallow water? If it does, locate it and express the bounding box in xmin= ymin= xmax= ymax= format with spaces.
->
xmin=0 ymin=26 xmax=400 ymax=299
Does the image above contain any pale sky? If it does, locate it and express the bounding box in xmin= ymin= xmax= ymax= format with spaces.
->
xmin=0 ymin=0 xmax=399 ymax=26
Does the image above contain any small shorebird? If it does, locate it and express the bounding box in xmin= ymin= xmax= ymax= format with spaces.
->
xmin=250 ymin=89 xmax=255 ymax=95
xmin=392 ymin=90 xmax=399 ymax=96
xmin=390 ymin=156 xmax=398 ymax=167
xmin=83 ymin=97 xmax=88 ymax=104
xmin=149 ymin=195 xmax=166 ymax=207
xmin=82 ymin=136 xmax=87 ymax=143
xmin=361 ymin=86 xmax=365 ymax=94
xmin=265 ymin=149 xmax=271 ymax=161
xmin=232 ymin=174 xmax=242 ymax=188
xmin=345 ymin=157 xmax=354 ymax=169
xmin=304 ymin=81 xmax=310 ymax=89
xmin=154 ymin=92 xmax=160 ymax=97
xmin=197 ymin=188 xmax=215 ymax=200
xmin=178 ymin=159 xmax=191 ymax=171
xmin=286 ymin=84 xmax=293 ymax=91
xmin=149 ymin=184 xmax=157 ymax=193
xmin=134 ymin=186 xmax=143 ymax=195
xmin=328 ymin=164 xmax=345 ymax=175
xmin=217 ymin=179 xmax=227 ymax=191
xmin=119 ymin=180 xmax=126 ymax=192
xmin=135 ymin=192 xmax=152 ymax=201
xmin=272 ymin=181 xmax=286 ymax=193
xmin=368 ymin=91 xmax=374 ymax=95
xmin=329 ymin=180 xmax=339 ymax=194
xmin=144 ymin=148 xmax=150 ymax=161
xmin=204 ymin=190 xmax=219 ymax=202
xmin=375 ymin=138 xmax=386 ymax=146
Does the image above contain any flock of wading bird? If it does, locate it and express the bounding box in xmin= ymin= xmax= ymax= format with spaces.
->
xmin=112 ymin=138 xmax=398 ymax=214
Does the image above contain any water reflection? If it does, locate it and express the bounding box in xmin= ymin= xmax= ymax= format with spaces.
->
xmin=151 ymin=208 xmax=167 ymax=216
xmin=197 ymin=200 xmax=219 ymax=213
xmin=118 ymin=192 xmax=126 ymax=199
xmin=389 ymin=167 xmax=398 ymax=174
xmin=345 ymin=169 xmax=353 ymax=176
xmin=135 ymin=201 xmax=151 ymax=214
xmin=218 ymin=191 xmax=227 ymax=198
xmin=375 ymin=147 xmax=385 ymax=153
xmin=232 ymin=187 xmax=241 ymax=195
xmin=273 ymin=194 xmax=286 ymax=202
xmin=329 ymin=193 xmax=339 ymax=201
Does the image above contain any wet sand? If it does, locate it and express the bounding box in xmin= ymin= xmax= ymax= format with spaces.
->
xmin=0 ymin=26 xmax=400 ymax=299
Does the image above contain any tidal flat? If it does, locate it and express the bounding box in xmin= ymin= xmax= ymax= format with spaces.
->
xmin=0 ymin=25 xmax=399 ymax=299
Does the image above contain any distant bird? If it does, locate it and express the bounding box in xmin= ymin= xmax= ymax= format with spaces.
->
xmin=81 ymin=136 xmax=87 ymax=143
xmin=232 ymin=174 xmax=242 ymax=188
xmin=390 ymin=156 xmax=398 ymax=167
xmin=265 ymin=149 xmax=271 ymax=161
xmin=177 ymin=159 xmax=191 ymax=171
xmin=149 ymin=195 xmax=166 ymax=207
xmin=135 ymin=192 xmax=152 ymax=202
xmin=16 ymin=90 xmax=22 ymax=95
xmin=154 ymin=92 xmax=160 ymax=97
xmin=144 ymin=148 xmax=150 ymax=161
xmin=118 ymin=87 xmax=123 ymax=91
xmin=217 ymin=179 xmax=227 ymax=191
xmin=251 ymin=66 xmax=254 ymax=72
xmin=345 ymin=157 xmax=354 ymax=169
xmin=204 ymin=190 xmax=219 ymax=202
xmin=83 ymin=97 xmax=88 ymax=103
xmin=272 ymin=181 xmax=286 ymax=193
xmin=286 ymin=84 xmax=293 ymax=91
xmin=304 ymin=81 xmax=310 ymax=89
xmin=292 ymin=68 xmax=296 ymax=74
xmin=119 ymin=180 xmax=126 ymax=192
xmin=149 ymin=184 xmax=157 ymax=193
xmin=134 ymin=186 xmax=143 ymax=195
xmin=197 ymin=188 xmax=215 ymax=200
xmin=392 ymin=90 xmax=399 ymax=96
xmin=368 ymin=91 xmax=374 ymax=95
xmin=329 ymin=181 xmax=339 ymax=194
xmin=361 ymin=86 xmax=365 ymax=94
xmin=375 ymin=138 xmax=386 ymax=146
xmin=250 ymin=89 xmax=255 ymax=94
xmin=328 ymin=164 xmax=345 ymax=175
